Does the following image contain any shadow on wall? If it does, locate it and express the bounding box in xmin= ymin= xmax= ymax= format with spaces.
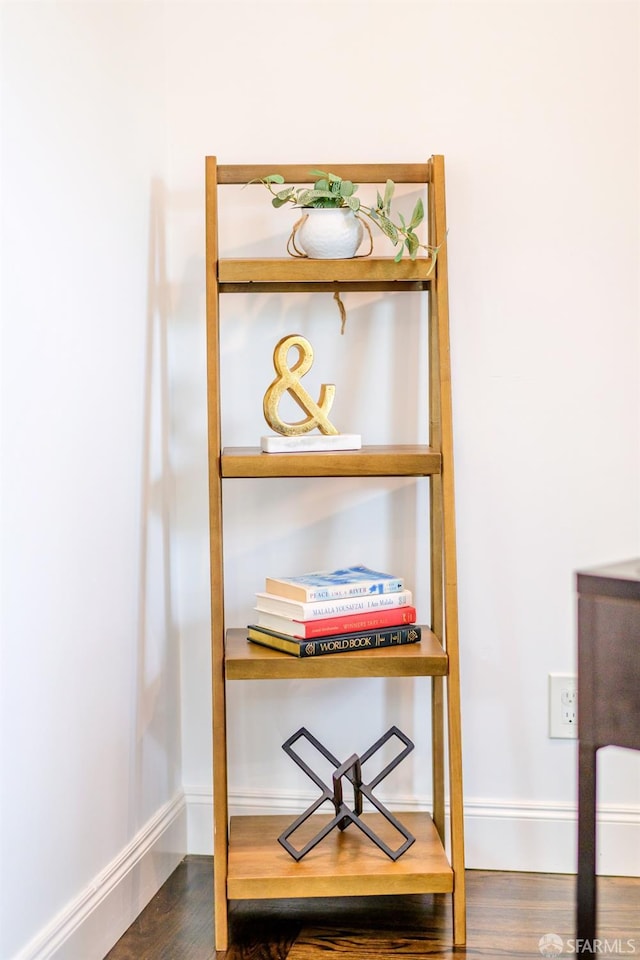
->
xmin=128 ymin=177 xmax=183 ymax=882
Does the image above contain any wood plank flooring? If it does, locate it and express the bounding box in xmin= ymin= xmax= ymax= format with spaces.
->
xmin=105 ymin=856 xmax=640 ymax=960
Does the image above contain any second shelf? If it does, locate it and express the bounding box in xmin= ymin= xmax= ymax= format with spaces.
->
xmin=221 ymin=445 xmax=441 ymax=478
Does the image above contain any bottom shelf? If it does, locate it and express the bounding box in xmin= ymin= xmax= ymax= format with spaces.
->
xmin=227 ymin=812 xmax=453 ymax=900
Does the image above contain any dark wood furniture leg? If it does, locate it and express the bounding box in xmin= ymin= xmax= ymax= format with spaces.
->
xmin=577 ymin=742 xmax=597 ymax=943
xmin=576 ymin=559 xmax=640 ymax=948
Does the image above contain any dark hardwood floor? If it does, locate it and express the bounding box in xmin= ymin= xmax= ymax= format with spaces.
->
xmin=106 ymin=856 xmax=640 ymax=960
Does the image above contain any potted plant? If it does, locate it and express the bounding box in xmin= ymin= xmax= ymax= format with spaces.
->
xmin=249 ymin=169 xmax=438 ymax=262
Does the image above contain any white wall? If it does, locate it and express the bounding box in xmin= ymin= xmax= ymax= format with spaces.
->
xmin=167 ymin=0 xmax=640 ymax=872
xmin=1 ymin=3 xmax=184 ymax=959
xmin=0 ymin=1 xmax=638 ymax=957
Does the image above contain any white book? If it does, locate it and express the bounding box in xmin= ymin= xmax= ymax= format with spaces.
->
xmin=254 ymin=589 xmax=413 ymax=621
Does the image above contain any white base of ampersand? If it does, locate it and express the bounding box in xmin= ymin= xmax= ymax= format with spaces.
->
xmin=261 ymin=434 xmax=362 ymax=454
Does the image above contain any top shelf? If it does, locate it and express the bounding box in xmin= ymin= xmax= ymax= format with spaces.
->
xmin=217 ymin=257 xmax=435 ymax=293
xmin=215 ymin=162 xmax=432 ymax=185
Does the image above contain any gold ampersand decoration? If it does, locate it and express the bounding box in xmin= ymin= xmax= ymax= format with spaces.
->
xmin=263 ymin=334 xmax=339 ymax=437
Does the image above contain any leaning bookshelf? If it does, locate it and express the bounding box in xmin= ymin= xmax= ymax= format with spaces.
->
xmin=205 ymin=157 xmax=465 ymax=948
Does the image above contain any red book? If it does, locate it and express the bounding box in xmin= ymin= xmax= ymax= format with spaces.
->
xmin=255 ymin=605 xmax=418 ymax=640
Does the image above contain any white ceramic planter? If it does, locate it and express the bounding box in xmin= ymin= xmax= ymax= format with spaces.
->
xmin=295 ymin=208 xmax=364 ymax=259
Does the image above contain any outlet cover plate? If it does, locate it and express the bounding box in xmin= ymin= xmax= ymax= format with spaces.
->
xmin=549 ymin=673 xmax=578 ymax=739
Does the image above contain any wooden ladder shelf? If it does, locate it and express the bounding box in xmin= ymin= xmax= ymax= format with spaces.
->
xmin=205 ymin=156 xmax=465 ymax=949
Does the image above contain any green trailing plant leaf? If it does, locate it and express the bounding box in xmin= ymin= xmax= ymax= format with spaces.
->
xmin=409 ymin=198 xmax=424 ymax=229
xmin=295 ymin=188 xmax=335 ymax=206
xmin=406 ymin=232 xmax=420 ymax=259
xmin=376 ymin=215 xmax=399 ymax=244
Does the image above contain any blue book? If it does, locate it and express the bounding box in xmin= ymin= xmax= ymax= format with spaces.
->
xmin=264 ymin=564 xmax=404 ymax=603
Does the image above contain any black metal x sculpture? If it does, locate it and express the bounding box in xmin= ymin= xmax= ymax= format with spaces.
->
xmin=278 ymin=726 xmax=415 ymax=862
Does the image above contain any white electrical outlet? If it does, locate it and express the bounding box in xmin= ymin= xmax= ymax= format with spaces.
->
xmin=549 ymin=674 xmax=578 ymax=739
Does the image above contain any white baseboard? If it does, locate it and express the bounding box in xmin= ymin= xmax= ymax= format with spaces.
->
xmin=462 ymin=797 xmax=640 ymax=877
xmin=184 ymin=785 xmax=640 ymax=877
xmin=15 ymin=792 xmax=187 ymax=960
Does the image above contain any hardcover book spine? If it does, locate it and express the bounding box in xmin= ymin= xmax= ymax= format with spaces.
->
xmin=291 ymin=578 xmax=404 ymax=602
xmin=307 ymin=625 xmax=421 ymax=657
xmin=266 ymin=580 xmax=404 ymax=603
xmin=247 ymin=625 xmax=422 ymax=658
xmin=264 ymin=566 xmax=404 ymax=602
xmin=255 ymin=589 xmax=413 ymax=621
xmin=305 ymin=606 xmax=417 ymax=637
xmin=257 ymin=606 xmax=418 ymax=639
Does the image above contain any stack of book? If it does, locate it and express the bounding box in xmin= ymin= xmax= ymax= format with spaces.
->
xmin=248 ymin=564 xmax=420 ymax=658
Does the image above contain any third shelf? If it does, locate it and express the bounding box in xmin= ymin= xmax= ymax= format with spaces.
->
xmin=225 ymin=628 xmax=448 ymax=680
